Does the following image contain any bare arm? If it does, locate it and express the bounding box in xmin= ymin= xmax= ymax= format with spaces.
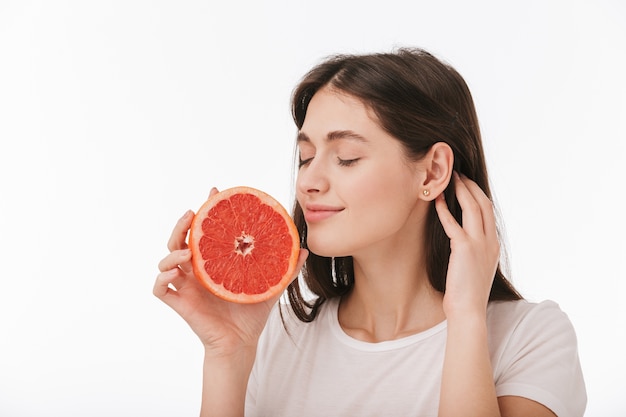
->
xmin=440 ymin=315 xmax=499 ymax=416
xmin=199 ymin=348 xmax=257 ymax=417
xmin=435 ymin=173 xmax=499 ymax=416
xmin=435 ymin=174 xmax=556 ymax=417
xmin=499 ymin=396 xmax=557 ymax=417
xmin=154 ymin=189 xmax=308 ymax=416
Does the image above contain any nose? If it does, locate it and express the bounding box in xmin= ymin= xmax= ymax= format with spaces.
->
xmin=296 ymin=158 xmax=329 ymax=195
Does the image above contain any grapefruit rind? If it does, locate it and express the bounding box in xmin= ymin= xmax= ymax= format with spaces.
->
xmin=189 ymin=186 xmax=300 ymax=304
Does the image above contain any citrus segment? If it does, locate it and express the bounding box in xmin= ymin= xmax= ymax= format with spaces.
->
xmin=189 ymin=187 xmax=300 ymax=304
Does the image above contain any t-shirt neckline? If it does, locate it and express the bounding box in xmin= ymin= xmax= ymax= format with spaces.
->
xmin=324 ymin=297 xmax=448 ymax=352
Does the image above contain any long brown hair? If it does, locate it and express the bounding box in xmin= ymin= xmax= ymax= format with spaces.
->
xmin=287 ymin=48 xmax=521 ymax=322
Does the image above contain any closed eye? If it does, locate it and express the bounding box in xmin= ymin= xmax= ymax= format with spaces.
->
xmin=299 ymin=157 xmax=313 ymax=168
xmin=338 ymin=157 xmax=360 ymax=167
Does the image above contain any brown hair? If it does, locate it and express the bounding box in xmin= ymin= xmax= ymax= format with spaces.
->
xmin=287 ymin=48 xmax=522 ymax=322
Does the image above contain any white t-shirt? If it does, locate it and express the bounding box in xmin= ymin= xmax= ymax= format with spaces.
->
xmin=246 ymin=298 xmax=586 ymax=417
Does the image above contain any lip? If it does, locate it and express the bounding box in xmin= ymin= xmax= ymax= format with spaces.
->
xmin=303 ymin=204 xmax=344 ymax=223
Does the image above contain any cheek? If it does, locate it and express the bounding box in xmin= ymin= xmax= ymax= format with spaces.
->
xmin=350 ymin=167 xmax=422 ymax=230
xmin=357 ymin=165 xmax=417 ymax=203
xmin=306 ymin=179 xmax=419 ymax=257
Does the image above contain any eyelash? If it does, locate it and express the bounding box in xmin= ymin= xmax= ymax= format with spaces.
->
xmin=337 ymin=157 xmax=359 ymax=167
xmin=298 ymin=157 xmax=360 ymax=168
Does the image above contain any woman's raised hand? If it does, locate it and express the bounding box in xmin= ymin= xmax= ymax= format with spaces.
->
xmin=434 ymin=173 xmax=500 ymax=320
xmin=154 ymin=188 xmax=309 ymax=356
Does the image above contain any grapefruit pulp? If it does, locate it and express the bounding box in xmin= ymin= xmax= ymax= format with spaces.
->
xmin=189 ymin=186 xmax=300 ymax=304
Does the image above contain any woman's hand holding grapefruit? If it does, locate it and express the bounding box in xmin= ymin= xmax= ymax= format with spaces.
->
xmin=154 ymin=187 xmax=308 ymax=355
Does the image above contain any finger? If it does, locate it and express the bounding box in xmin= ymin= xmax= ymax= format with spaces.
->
xmin=434 ymin=192 xmax=463 ymax=239
xmin=158 ymin=248 xmax=192 ymax=272
xmin=153 ymin=268 xmax=193 ymax=314
xmin=208 ymin=187 xmax=219 ymax=199
xmin=459 ymin=176 xmax=497 ymax=238
xmin=178 ymin=259 xmax=194 ymax=275
xmin=153 ymin=268 xmax=180 ymax=299
xmin=167 ymin=210 xmax=194 ymax=252
xmin=453 ymin=172 xmax=484 ymax=237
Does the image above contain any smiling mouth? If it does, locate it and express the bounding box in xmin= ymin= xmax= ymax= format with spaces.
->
xmin=304 ymin=208 xmax=344 ymax=222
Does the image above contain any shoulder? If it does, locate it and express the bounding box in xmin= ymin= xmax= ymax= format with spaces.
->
xmin=487 ymin=299 xmax=572 ymax=333
xmin=487 ymin=299 xmax=587 ymax=417
xmin=252 ymin=298 xmax=337 ymax=388
xmin=486 ymin=298 xmax=581 ymax=373
xmin=486 ymin=299 xmax=580 ymax=356
xmin=488 ymin=298 xmax=565 ymax=321
xmin=259 ymin=298 xmax=337 ymax=348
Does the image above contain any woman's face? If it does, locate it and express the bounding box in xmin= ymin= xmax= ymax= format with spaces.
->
xmin=296 ymin=87 xmax=428 ymax=259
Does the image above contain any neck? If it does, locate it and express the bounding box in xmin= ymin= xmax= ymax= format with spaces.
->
xmin=338 ymin=247 xmax=445 ymax=343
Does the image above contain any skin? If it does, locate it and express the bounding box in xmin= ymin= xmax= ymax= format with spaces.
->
xmin=155 ymin=201 xmax=309 ymax=417
xmin=154 ymin=88 xmax=557 ymax=417
xmin=297 ymin=88 xmax=447 ymax=340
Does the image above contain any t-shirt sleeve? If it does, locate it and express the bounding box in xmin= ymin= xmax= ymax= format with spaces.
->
xmin=493 ymin=301 xmax=586 ymax=417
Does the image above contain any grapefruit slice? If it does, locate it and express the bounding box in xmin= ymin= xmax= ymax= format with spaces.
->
xmin=189 ymin=186 xmax=300 ymax=304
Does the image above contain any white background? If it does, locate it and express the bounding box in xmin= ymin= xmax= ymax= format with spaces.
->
xmin=1 ymin=1 xmax=624 ymax=416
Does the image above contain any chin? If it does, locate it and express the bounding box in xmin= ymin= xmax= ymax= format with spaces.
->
xmin=306 ymin=237 xmax=353 ymax=258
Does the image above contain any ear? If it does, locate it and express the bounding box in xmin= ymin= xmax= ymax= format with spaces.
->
xmin=419 ymin=142 xmax=453 ymax=201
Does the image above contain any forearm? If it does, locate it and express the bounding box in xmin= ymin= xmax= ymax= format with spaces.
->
xmin=439 ymin=315 xmax=499 ymax=417
xmin=199 ymin=347 xmax=256 ymax=417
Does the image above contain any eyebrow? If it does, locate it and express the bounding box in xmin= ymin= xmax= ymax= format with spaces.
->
xmin=297 ymin=130 xmax=369 ymax=144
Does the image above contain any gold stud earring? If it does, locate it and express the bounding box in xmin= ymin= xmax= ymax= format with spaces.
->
xmin=422 ymin=189 xmax=430 ymax=197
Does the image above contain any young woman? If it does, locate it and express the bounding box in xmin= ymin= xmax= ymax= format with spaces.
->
xmin=154 ymin=48 xmax=586 ymax=417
